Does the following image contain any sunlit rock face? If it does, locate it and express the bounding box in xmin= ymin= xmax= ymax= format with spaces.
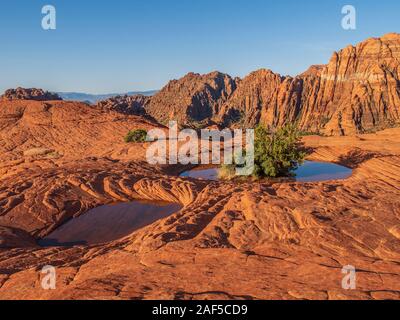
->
xmin=218 ymin=33 xmax=400 ymax=135
xmin=146 ymin=71 xmax=237 ymax=126
xmin=1 ymin=87 xmax=62 ymax=101
xmin=305 ymin=33 xmax=400 ymax=135
xmin=96 ymin=94 xmax=151 ymax=116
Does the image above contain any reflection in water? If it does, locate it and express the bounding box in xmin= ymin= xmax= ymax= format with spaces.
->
xmin=180 ymin=168 xmax=220 ymax=181
xmin=180 ymin=161 xmax=352 ymax=183
xmin=294 ymin=161 xmax=352 ymax=182
xmin=39 ymin=201 xmax=182 ymax=247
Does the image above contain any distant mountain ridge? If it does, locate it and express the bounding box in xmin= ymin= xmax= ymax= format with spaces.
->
xmin=3 ymin=33 xmax=400 ymax=136
xmin=57 ymin=90 xmax=157 ymax=103
xmin=145 ymin=33 xmax=400 ymax=135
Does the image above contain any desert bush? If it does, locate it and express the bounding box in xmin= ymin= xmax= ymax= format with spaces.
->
xmin=253 ymin=124 xmax=306 ymax=178
xmin=124 ymin=129 xmax=148 ymax=143
xmin=220 ymin=124 xmax=306 ymax=179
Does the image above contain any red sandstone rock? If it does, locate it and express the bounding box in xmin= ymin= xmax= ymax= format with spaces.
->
xmin=0 ymin=97 xmax=399 ymax=299
xmin=146 ymin=71 xmax=237 ymax=126
xmin=96 ymin=94 xmax=150 ymax=116
xmin=1 ymin=87 xmax=62 ymax=101
xmin=1 ymin=34 xmax=400 ymax=301
xmin=140 ymin=33 xmax=398 ymax=135
xmin=218 ymin=33 xmax=400 ymax=135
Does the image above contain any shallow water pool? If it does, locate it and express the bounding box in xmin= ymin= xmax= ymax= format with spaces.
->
xmin=180 ymin=161 xmax=352 ymax=183
xmin=39 ymin=201 xmax=182 ymax=247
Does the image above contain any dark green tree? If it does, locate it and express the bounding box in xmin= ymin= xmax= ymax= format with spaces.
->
xmin=124 ymin=129 xmax=148 ymax=143
xmin=253 ymin=124 xmax=306 ymax=178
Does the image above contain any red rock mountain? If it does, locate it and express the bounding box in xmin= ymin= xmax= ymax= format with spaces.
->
xmin=307 ymin=33 xmax=400 ymax=135
xmin=3 ymin=34 xmax=400 ymax=136
xmin=145 ymin=71 xmax=237 ymax=126
xmin=220 ymin=33 xmax=400 ymax=135
xmin=96 ymin=94 xmax=150 ymax=116
xmin=143 ymin=33 xmax=400 ymax=135
xmin=1 ymin=87 xmax=62 ymax=101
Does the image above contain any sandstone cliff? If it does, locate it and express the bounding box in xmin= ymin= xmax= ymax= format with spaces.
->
xmin=219 ymin=33 xmax=400 ymax=135
xmin=217 ymin=69 xmax=304 ymax=128
xmin=96 ymin=94 xmax=150 ymax=116
xmin=145 ymin=33 xmax=400 ymax=135
xmin=3 ymin=34 xmax=400 ymax=136
xmin=308 ymin=33 xmax=400 ymax=135
xmin=146 ymin=71 xmax=237 ymax=126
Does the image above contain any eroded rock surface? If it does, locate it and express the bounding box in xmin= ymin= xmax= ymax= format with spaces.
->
xmin=96 ymin=94 xmax=151 ymax=116
xmin=1 ymin=88 xmax=62 ymax=101
xmin=144 ymin=34 xmax=400 ymax=135
xmin=1 ymin=34 xmax=400 ymax=300
xmin=0 ymin=123 xmax=399 ymax=299
xmin=146 ymin=71 xmax=237 ymax=126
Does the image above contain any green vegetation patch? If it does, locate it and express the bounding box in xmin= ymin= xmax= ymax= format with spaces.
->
xmin=124 ymin=129 xmax=148 ymax=143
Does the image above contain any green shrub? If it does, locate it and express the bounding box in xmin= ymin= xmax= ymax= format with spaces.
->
xmin=253 ymin=124 xmax=306 ymax=178
xmin=254 ymin=124 xmax=306 ymax=178
xmin=124 ymin=129 xmax=148 ymax=143
xmin=220 ymin=123 xmax=306 ymax=179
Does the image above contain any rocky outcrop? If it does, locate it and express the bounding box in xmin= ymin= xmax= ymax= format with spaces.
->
xmin=0 ymin=226 xmax=38 ymax=248
xmin=219 ymin=33 xmax=400 ymax=135
xmin=0 ymin=99 xmax=160 ymax=166
xmin=143 ymin=34 xmax=400 ymax=135
xmin=1 ymin=128 xmax=400 ymax=299
xmin=146 ymin=71 xmax=237 ymax=126
xmin=217 ymin=69 xmax=304 ymax=128
xmin=1 ymin=88 xmax=62 ymax=101
xmin=3 ymin=34 xmax=400 ymax=135
xmin=304 ymin=33 xmax=400 ymax=135
xmin=96 ymin=94 xmax=151 ymax=116
xmin=0 ymin=80 xmax=400 ymax=299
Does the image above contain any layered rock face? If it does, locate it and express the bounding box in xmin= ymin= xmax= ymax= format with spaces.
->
xmin=96 ymin=94 xmax=151 ymax=116
xmin=219 ymin=33 xmax=400 ymax=135
xmin=5 ymin=35 xmax=398 ymax=135
xmin=1 ymin=87 xmax=62 ymax=101
xmin=146 ymin=71 xmax=237 ymax=126
xmin=1 ymin=127 xmax=400 ymax=299
xmin=217 ymin=69 xmax=304 ymax=128
xmin=0 ymin=67 xmax=400 ymax=299
xmin=308 ymin=33 xmax=400 ymax=135
xmin=144 ymin=33 xmax=400 ymax=135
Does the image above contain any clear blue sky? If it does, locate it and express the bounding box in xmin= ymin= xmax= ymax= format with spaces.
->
xmin=0 ymin=0 xmax=399 ymax=94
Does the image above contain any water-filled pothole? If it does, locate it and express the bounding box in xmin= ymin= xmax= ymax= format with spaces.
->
xmin=39 ymin=201 xmax=182 ymax=247
xmin=180 ymin=161 xmax=352 ymax=183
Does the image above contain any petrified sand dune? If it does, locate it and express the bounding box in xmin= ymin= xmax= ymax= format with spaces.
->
xmin=1 ymin=34 xmax=400 ymax=300
xmin=0 ymin=99 xmax=160 ymax=172
xmin=0 ymin=113 xmax=399 ymax=299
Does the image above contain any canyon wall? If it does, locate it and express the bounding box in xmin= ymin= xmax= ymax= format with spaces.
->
xmin=146 ymin=71 xmax=237 ymax=126
xmin=3 ymin=34 xmax=400 ymax=135
xmin=146 ymin=33 xmax=400 ymax=135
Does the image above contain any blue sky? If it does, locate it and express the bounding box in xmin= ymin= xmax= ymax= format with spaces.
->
xmin=0 ymin=0 xmax=399 ymax=93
